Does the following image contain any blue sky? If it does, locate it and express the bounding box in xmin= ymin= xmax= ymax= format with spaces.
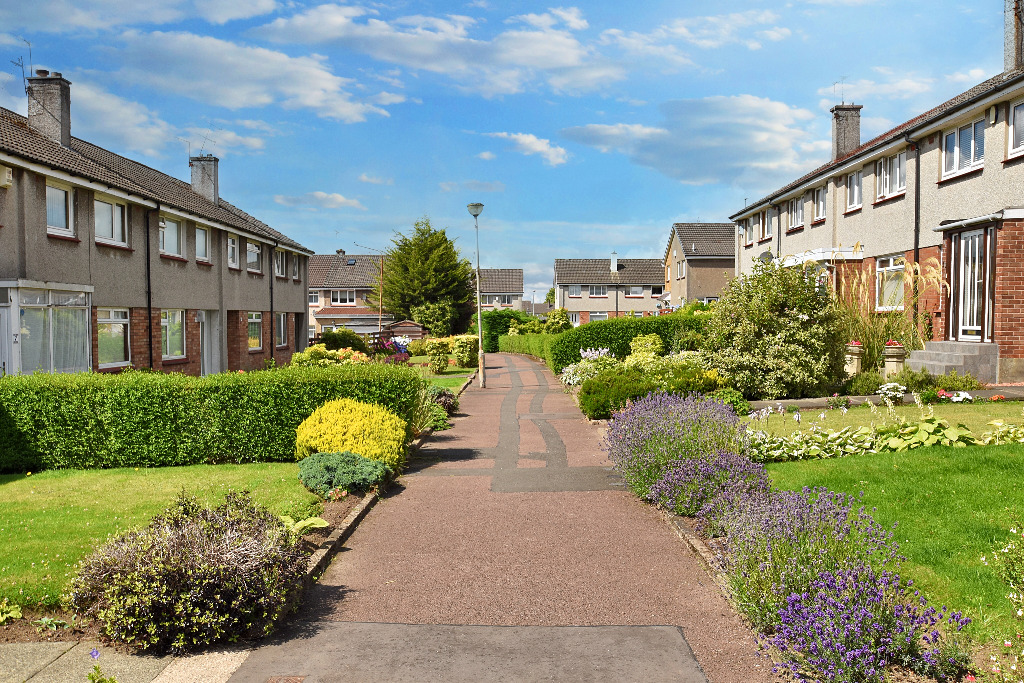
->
xmin=0 ymin=1 xmax=1004 ymax=299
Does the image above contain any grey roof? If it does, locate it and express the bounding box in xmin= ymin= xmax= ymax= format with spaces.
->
xmin=308 ymin=254 xmax=382 ymax=288
xmin=553 ymin=258 xmax=663 ymax=285
xmin=667 ymin=223 xmax=736 ymax=259
xmin=0 ymin=107 xmax=310 ymax=252
xmin=732 ymin=68 xmax=1024 ymax=220
xmin=479 ymin=268 xmax=523 ymax=294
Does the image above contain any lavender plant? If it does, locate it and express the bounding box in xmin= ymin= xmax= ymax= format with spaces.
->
xmin=604 ymin=393 xmax=747 ymax=498
xmin=647 ymin=449 xmax=769 ymax=517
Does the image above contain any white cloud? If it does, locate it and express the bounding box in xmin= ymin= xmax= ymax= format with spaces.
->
xmin=601 ymin=9 xmax=789 ymax=60
xmin=255 ymin=4 xmax=623 ymax=96
xmin=815 ymin=68 xmax=934 ymax=105
xmin=0 ymin=0 xmax=276 ymax=32
xmin=185 ymin=126 xmax=265 ymax=155
xmin=439 ymin=179 xmax=505 ymax=192
xmin=358 ymin=173 xmax=393 ymax=185
xmin=477 ymin=151 xmax=496 ymax=160
xmin=486 ymin=131 xmax=568 ymax=166
xmin=112 ymin=31 xmax=390 ymax=123
xmin=274 ymin=191 xmax=367 ymax=210
xmin=562 ymin=95 xmax=824 ymax=190
xmin=946 ymin=68 xmax=990 ymax=84
xmin=73 ymin=82 xmax=175 ymax=157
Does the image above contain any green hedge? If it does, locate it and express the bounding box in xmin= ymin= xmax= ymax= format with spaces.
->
xmin=497 ymin=333 xmax=561 ymax=360
xmin=547 ymin=315 xmax=687 ymax=374
xmin=481 ymin=309 xmax=534 ymax=353
xmin=0 ymin=365 xmax=425 ymax=473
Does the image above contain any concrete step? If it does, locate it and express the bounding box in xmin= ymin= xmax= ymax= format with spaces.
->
xmin=908 ymin=350 xmax=968 ymax=364
xmin=905 ymin=341 xmax=998 ymax=383
xmin=920 ymin=341 xmax=998 ymax=356
xmin=906 ymin=359 xmax=960 ymax=376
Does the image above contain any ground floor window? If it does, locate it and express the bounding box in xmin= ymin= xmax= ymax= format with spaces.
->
xmin=276 ymin=312 xmax=287 ymax=346
xmin=19 ymin=289 xmax=90 ymax=373
xmin=248 ymin=312 xmax=262 ymax=350
xmin=589 ymin=311 xmax=608 ymax=322
xmin=308 ymin=325 xmax=316 ymax=339
xmin=876 ymin=255 xmax=905 ymax=311
xmin=97 ymin=308 xmax=130 ymax=367
xmin=161 ymin=309 xmax=186 ymax=359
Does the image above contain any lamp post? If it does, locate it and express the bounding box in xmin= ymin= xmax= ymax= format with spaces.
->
xmin=467 ymin=203 xmax=485 ymax=388
xmin=532 ymin=290 xmax=536 ymax=316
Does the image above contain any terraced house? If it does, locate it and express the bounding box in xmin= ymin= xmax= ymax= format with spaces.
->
xmin=731 ymin=1 xmax=1024 ymax=383
xmin=0 ymin=70 xmax=311 ymax=376
xmin=553 ymin=256 xmax=663 ymax=325
xmin=478 ymin=268 xmax=525 ymax=311
xmin=663 ymin=223 xmax=735 ymax=309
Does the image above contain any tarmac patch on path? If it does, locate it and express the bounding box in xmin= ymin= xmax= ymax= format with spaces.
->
xmin=228 ymin=622 xmax=707 ymax=683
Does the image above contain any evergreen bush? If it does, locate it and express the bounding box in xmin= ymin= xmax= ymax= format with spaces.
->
xmin=294 ymin=398 xmax=407 ymax=470
xmin=481 ymin=309 xmax=534 ymax=352
xmin=298 ymin=451 xmax=391 ymax=498
xmin=451 ymin=335 xmax=479 ymax=368
xmin=577 ymin=369 xmax=657 ymax=420
xmin=547 ymin=315 xmax=686 ymax=374
xmin=424 ymin=339 xmax=451 ymax=374
xmin=320 ymin=328 xmax=369 ymax=354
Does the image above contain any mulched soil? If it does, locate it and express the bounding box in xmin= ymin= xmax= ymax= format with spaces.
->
xmin=0 ymin=496 xmax=363 ymax=647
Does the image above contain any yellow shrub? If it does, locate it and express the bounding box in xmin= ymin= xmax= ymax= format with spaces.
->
xmin=295 ymin=398 xmax=407 ymax=470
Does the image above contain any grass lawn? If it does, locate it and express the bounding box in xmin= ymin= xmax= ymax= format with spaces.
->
xmin=750 ymin=400 xmax=1024 ymax=438
xmin=407 ymin=354 xmax=474 ymax=389
xmin=0 ymin=463 xmax=321 ymax=608
xmin=767 ymin=443 xmax=1024 ymax=643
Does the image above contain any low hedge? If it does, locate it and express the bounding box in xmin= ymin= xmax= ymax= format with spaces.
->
xmin=0 ymin=365 xmax=425 ymax=473
xmin=498 ymin=333 xmax=561 ymax=360
xmin=481 ymin=309 xmax=534 ymax=352
xmin=547 ymin=315 xmax=687 ymax=374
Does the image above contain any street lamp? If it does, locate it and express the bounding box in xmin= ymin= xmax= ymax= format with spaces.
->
xmin=532 ymin=290 xmax=536 ymax=316
xmin=467 ymin=202 xmax=485 ymax=388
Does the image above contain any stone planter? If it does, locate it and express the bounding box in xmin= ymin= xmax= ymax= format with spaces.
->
xmin=883 ymin=345 xmax=906 ymax=378
xmin=845 ymin=345 xmax=863 ymax=377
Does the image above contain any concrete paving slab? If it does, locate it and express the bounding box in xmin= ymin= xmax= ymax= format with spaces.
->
xmin=28 ymin=642 xmax=169 ymax=683
xmin=0 ymin=642 xmax=75 ymax=683
xmin=150 ymin=647 xmax=250 ymax=683
xmin=228 ymin=622 xmax=707 ymax=683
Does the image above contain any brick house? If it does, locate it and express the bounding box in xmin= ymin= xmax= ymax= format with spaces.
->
xmin=731 ymin=1 xmax=1024 ymax=383
xmin=477 ymin=268 xmax=525 ymax=311
xmin=663 ymin=223 xmax=735 ymax=309
xmin=553 ymin=256 xmax=663 ymax=326
xmin=0 ymin=70 xmax=311 ymax=376
xmin=307 ymin=250 xmax=391 ymax=337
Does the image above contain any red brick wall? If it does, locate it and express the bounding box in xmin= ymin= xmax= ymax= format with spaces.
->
xmin=904 ymin=246 xmax=946 ymax=343
xmin=226 ymin=310 xmax=295 ymax=371
xmin=994 ymin=220 xmax=1024 ymax=359
xmin=579 ymin=311 xmax=591 ymax=325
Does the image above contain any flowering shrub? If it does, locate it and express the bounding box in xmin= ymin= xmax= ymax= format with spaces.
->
xmin=884 ymin=339 xmax=904 ymax=347
xmin=291 ymin=344 xmax=371 ymax=367
xmin=826 ymin=393 xmax=852 ymax=410
xmin=580 ymin=347 xmax=612 ymax=360
xmin=604 ymin=393 xmax=747 ymax=498
xmin=876 ymin=382 xmax=906 ymax=404
xmin=294 ymin=398 xmax=407 ymax=470
xmin=424 ymin=339 xmax=451 ymax=374
xmin=559 ymin=355 xmax=621 ymax=387
xmin=391 ymin=336 xmax=412 ymax=354
xmin=647 ymin=449 xmax=768 ymax=517
xmin=629 ymin=334 xmax=664 ymax=356
xmin=770 ymin=563 xmax=971 ymax=683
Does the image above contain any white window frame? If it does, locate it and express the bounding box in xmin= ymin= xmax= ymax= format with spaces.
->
xmin=159 ymin=217 xmax=182 ymax=256
xmin=274 ymin=250 xmax=286 ymax=277
xmin=308 ymin=291 xmax=320 ymax=306
xmin=160 ymin=309 xmax=186 ymax=360
xmin=588 ymin=285 xmax=608 ymax=297
xmin=94 ymin=197 xmax=127 ymax=246
xmin=876 ymin=151 xmax=907 ymax=199
xmin=97 ymin=308 xmax=130 ymax=368
xmin=788 ymin=196 xmax=804 ymax=230
xmin=46 ymin=182 xmax=74 ymax=236
xmin=875 ymin=255 xmax=906 ymax=312
xmin=308 ymin=325 xmax=316 ymax=340
xmin=195 ymin=227 xmax=210 ymax=262
xmin=496 ymin=294 xmax=513 ymax=306
xmin=813 ymin=186 xmax=827 ymax=221
xmin=331 ymin=289 xmax=356 ymax=306
xmin=1010 ymin=100 xmax=1024 ymax=160
xmin=248 ymin=311 xmax=262 ymax=350
xmin=589 ymin=311 xmax=608 ymax=322
xmin=568 ymin=285 xmax=582 ymax=297
xmin=744 ymin=218 xmax=754 ymax=245
xmin=651 ymin=285 xmax=663 ymax=297
xmin=291 ymin=253 xmax=300 ymax=279
xmin=18 ymin=289 xmax=91 ymax=374
xmin=227 ymin=234 xmax=239 ymax=268
xmin=942 ymin=119 xmax=985 ymax=178
xmin=626 ymin=285 xmax=643 ymax=297
xmin=276 ymin=312 xmax=288 ymax=347
xmin=246 ymin=242 xmax=262 ymax=273
xmin=568 ymin=312 xmax=580 ymax=327
xmin=846 ymin=170 xmax=863 ymax=210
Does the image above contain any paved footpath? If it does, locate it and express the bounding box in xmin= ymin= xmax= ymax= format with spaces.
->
xmin=231 ymin=353 xmax=774 ymax=683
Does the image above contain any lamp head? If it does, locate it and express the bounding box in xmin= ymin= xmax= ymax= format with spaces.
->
xmin=467 ymin=203 xmax=484 ymax=218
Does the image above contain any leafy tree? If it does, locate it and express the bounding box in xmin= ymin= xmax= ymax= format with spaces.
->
xmin=411 ymin=300 xmax=457 ymax=337
xmin=544 ymin=308 xmax=572 ymax=333
xmin=371 ymin=218 xmax=475 ymax=333
xmin=544 ymin=288 xmax=555 ymax=305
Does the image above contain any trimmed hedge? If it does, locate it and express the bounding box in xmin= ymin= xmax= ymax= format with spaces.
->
xmin=481 ymin=309 xmax=534 ymax=352
xmin=0 ymin=365 xmax=425 ymax=473
xmin=498 ymin=333 xmax=561 ymax=360
xmin=547 ymin=315 xmax=688 ymax=374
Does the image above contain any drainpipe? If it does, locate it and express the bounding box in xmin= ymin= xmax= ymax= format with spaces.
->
xmin=144 ymin=203 xmax=159 ymax=368
xmin=905 ymin=133 xmax=922 ymax=329
xmin=270 ymin=241 xmax=277 ymax=365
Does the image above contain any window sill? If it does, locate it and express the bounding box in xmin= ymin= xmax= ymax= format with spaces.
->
xmin=197 ymin=259 xmax=213 ymax=267
xmin=96 ymin=240 xmax=132 ymax=251
xmin=875 ymin=307 xmax=905 ymax=313
xmin=276 ymin=275 xmax=289 ymax=281
xmin=161 ymin=357 xmax=189 ymax=365
xmin=844 ymin=206 xmax=862 ymax=216
xmin=589 ymin=296 xmax=608 ymax=299
xmin=228 ymin=264 xmax=241 ymax=271
xmin=160 ymin=253 xmax=187 ymax=263
xmin=873 ymin=191 xmax=905 ymax=206
xmin=47 ymin=232 xmax=80 ymax=243
xmin=98 ymin=362 xmax=131 ymax=372
xmin=247 ymin=270 xmax=264 ymax=277
xmin=786 ymin=226 xmax=805 ymax=234
xmin=1003 ymin=151 xmax=1024 ymax=165
xmin=248 ymin=348 xmax=265 ymax=354
xmin=624 ymin=296 xmax=644 ymax=299
xmin=567 ymin=295 xmax=581 ymax=298
xmin=938 ymin=166 xmax=983 ymax=184
xmin=757 ymin=237 xmax=773 ymax=244
xmin=292 ymin=277 xmax=302 ymax=282
xmin=276 ymin=344 xmax=289 ymax=349
xmin=810 ymin=218 xmax=826 ymax=226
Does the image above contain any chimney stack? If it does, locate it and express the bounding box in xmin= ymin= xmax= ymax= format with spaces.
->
xmin=610 ymin=251 xmax=618 ymax=273
xmin=1006 ymin=0 xmax=1024 ymax=72
xmin=830 ymin=104 xmax=863 ymax=161
xmin=26 ymin=70 xmax=72 ymax=147
xmin=336 ymin=248 xmax=346 ymax=255
xmin=189 ymin=154 xmax=219 ymax=205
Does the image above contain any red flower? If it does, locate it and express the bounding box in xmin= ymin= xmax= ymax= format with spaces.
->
xmin=884 ymin=339 xmax=903 ymax=347
xmin=847 ymin=340 xmax=862 ymax=346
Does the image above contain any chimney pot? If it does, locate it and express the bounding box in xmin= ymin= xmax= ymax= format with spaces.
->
xmin=1006 ymin=0 xmax=1024 ymax=72
xmin=52 ymin=72 xmax=62 ymax=78
xmin=189 ymin=154 xmax=220 ymax=205
xmin=35 ymin=69 xmax=49 ymax=77
xmin=830 ymin=104 xmax=863 ymax=161
xmin=336 ymin=249 xmax=346 ymax=255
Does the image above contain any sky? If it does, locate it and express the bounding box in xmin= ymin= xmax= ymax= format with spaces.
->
xmin=0 ymin=1 xmax=1005 ymax=299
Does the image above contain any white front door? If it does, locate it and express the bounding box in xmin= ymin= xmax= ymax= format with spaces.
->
xmin=0 ymin=308 xmax=9 ymax=376
xmin=952 ymin=227 xmax=994 ymax=342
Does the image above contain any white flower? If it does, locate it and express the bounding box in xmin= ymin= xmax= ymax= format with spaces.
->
xmin=794 ymin=412 xmax=801 ymax=423
xmin=819 ymin=412 xmax=827 ymax=420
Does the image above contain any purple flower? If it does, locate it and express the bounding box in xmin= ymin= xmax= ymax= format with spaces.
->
xmin=90 ymin=648 xmax=100 ymax=660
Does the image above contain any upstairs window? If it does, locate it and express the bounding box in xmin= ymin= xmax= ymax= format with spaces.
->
xmin=589 ymin=285 xmax=608 ymax=297
xmin=95 ymin=198 xmax=126 ymax=245
xmin=813 ymin=186 xmax=827 ymax=221
xmin=46 ymin=184 xmax=72 ymax=234
xmin=877 ymin=151 xmax=907 ymax=198
xmin=246 ymin=242 xmax=262 ymax=272
xmin=568 ymin=285 xmax=582 ymax=297
xmin=626 ymin=285 xmax=643 ymax=297
xmin=943 ymin=119 xmax=985 ymax=177
xmin=744 ymin=218 xmax=753 ymax=244
xmin=195 ymin=227 xmax=210 ymax=262
xmin=846 ymin=170 xmax=863 ymax=210
xmin=1010 ymin=100 xmax=1024 ymax=159
xmin=308 ymin=291 xmax=320 ymax=306
xmin=291 ymin=253 xmax=300 ymax=279
xmin=227 ymin=235 xmax=239 ymax=268
xmin=331 ymin=290 xmax=355 ymax=305
xmin=159 ymin=218 xmax=181 ymax=256
xmin=788 ymin=196 xmax=804 ymax=229
xmin=274 ymin=250 xmax=286 ymax=277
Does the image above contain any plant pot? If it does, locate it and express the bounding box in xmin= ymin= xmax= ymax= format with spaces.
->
xmin=883 ymin=346 xmax=906 ymax=378
xmin=844 ymin=346 xmax=864 ymax=377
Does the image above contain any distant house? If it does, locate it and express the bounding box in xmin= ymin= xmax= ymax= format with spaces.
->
xmin=477 ymin=268 xmax=525 ymax=311
xmin=663 ymin=223 xmax=735 ymax=309
xmin=0 ymin=70 xmax=311 ymax=376
xmin=307 ymin=251 xmax=392 ymax=337
xmin=553 ymin=256 xmax=663 ymax=326
xmin=729 ymin=1 xmax=1024 ymax=382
